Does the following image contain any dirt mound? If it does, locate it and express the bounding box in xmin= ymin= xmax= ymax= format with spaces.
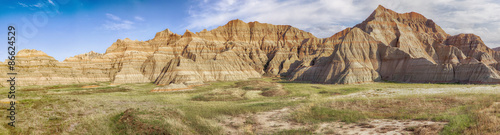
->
xmin=261 ymin=88 xmax=288 ymax=97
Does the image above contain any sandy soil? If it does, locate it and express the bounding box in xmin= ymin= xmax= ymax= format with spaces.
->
xmin=219 ymin=106 xmax=446 ymax=135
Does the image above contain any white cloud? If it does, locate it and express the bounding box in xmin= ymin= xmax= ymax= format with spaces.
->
xmin=103 ymin=14 xmax=139 ymax=30
xmin=106 ymin=13 xmax=121 ymax=21
xmin=18 ymin=1 xmax=59 ymax=14
xmin=18 ymin=2 xmax=28 ymax=7
xmin=18 ymin=2 xmax=45 ymax=8
xmin=103 ymin=20 xmax=134 ymax=30
xmin=33 ymin=3 xmax=44 ymax=8
xmin=187 ymin=0 xmax=500 ymax=48
xmin=187 ymin=0 xmax=374 ymax=38
xmin=134 ymin=16 xmax=144 ymax=21
xmin=48 ymin=0 xmax=55 ymax=6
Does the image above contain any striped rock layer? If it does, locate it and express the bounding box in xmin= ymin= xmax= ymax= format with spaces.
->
xmin=2 ymin=5 xmax=500 ymax=86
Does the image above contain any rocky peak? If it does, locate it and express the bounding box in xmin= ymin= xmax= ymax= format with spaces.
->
xmin=13 ymin=49 xmax=59 ymax=65
xmin=153 ymin=28 xmax=181 ymax=41
xmin=182 ymin=29 xmax=197 ymax=38
xmin=363 ymin=5 xmax=397 ymax=23
xmin=64 ymin=51 xmax=104 ymax=62
xmin=445 ymin=33 xmax=495 ymax=58
xmin=17 ymin=49 xmax=53 ymax=58
xmin=357 ymin=5 xmax=447 ymax=36
xmin=116 ymin=38 xmax=131 ymax=43
xmin=226 ymin=19 xmax=248 ymax=27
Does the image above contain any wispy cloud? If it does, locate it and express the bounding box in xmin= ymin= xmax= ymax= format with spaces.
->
xmin=48 ymin=0 xmax=55 ymax=6
xmin=187 ymin=0 xmax=369 ymax=38
xmin=103 ymin=20 xmax=134 ymax=30
xmin=134 ymin=16 xmax=145 ymax=21
xmin=18 ymin=1 xmax=46 ymax=8
xmin=187 ymin=0 xmax=500 ymax=48
xmin=103 ymin=13 xmax=137 ymax=30
xmin=18 ymin=2 xmax=28 ymax=7
xmin=33 ymin=3 xmax=44 ymax=8
xmin=106 ymin=13 xmax=121 ymax=21
xmin=18 ymin=0 xmax=60 ymax=14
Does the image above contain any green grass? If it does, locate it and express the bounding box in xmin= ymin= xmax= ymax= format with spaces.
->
xmin=192 ymin=88 xmax=247 ymax=101
xmin=318 ymin=87 xmax=366 ymax=95
xmin=292 ymin=105 xmax=366 ymax=124
xmin=438 ymin=105 xmax=485 ymax=135
xmin=279 ymin=81 xmax=369 ymax=98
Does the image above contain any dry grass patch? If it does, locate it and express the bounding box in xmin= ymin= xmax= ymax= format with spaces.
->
xmin=466 ymin=102 xmax=500 ymax=135
xmin=192 ymin=88 xmax=247 ymax=101
xmin=113 ymin=108 xmax=193 ymax=134
xmin=19 ymin=84 xmax=87 ymax=91
xmin=81 ymin=85 xmax=99 ymax=88
xmin=67 ymin=87 xmax=131 ymax=95
xmin=235 ymin=80 xmax=277 ymax=90
xmin=192 ymin=80 xmax=288 ymax=101
xmin=235 ymin=80 xmax=288 ymax=97
xmin=112 ymin=107 xmax=222 ymax=135
xmin=261 ymin=88 xmax=288 ymax=97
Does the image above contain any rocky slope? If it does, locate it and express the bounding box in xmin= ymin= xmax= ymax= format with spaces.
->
xmin=493 ymin=47 xmax=500 ymax=52
xmin=2 ymin=5 xmax=500 ymax=86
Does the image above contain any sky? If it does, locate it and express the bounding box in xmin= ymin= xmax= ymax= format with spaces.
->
xmin=1 ymin=0 xmax=499 ymax=61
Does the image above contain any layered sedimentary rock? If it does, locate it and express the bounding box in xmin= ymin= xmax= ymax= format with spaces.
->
xmin=0 ymin=49 xmax=110 ymax=86
xmin=2 ymin=5 xmax=500 ymax=86
xmin=289 ymin=28 xmax=382 ymax=84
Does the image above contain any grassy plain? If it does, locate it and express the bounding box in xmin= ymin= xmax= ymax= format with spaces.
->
xmin=0 ymin=78 xmax=498 ymax=134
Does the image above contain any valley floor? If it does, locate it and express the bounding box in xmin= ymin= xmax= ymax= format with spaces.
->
xmin=0 ymin=78 xmax=499 ymax=134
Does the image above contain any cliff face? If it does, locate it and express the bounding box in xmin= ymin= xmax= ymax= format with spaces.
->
xmin=2 ymin=5 xmax=500 ymax=86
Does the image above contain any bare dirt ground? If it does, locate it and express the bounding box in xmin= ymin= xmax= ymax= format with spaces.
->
xmin=219 ymin=107 xmax=303 ymax=135
xmin=316 ymin=119 xmax=446 ymax=135
xmin=219 ymin=106 xmax=446 ymax=135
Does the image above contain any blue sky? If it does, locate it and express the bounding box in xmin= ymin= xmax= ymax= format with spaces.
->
xmin=2 ymin=0 xmax=500 ymax=61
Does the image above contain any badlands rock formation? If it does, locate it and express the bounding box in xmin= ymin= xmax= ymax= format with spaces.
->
xmin=2 ymin=5 xmax=500 ymax=86
xmin=493 ymin=47 xmax=500 ymax=52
